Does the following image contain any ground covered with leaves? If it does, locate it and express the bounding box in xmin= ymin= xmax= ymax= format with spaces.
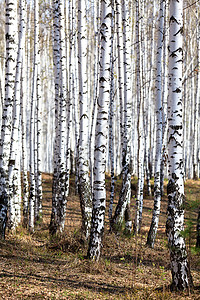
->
xmin=0 ymin=174 xmax=199 ymax=299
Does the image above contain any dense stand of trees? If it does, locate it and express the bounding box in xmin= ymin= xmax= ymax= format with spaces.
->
xmin=0 ymin=0 xmax=199 ymax=292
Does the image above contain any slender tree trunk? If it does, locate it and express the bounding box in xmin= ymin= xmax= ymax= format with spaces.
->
xmin=147 ymin=0 xmax=164 ymax=248
xmin=8 ymin=0 xmax=26 ymax=230
xmin=89 ymin=0 xmax=100 ymax=194
xmin=0 ymin=0 xmax=17 ymax=239
xmin=21 ymin=57 xmax=29 ymax=228
xmin=160 ymin=1 xmax=168 ymax=195
xmin=87 ymin=0 xmax=112 ymax=261
xmin=115 ymin=0 xmax=124 ymax=165
xmin=29 ymin=0 xmax=39 ymax=232
xmin=193 ymin=3 xmax=200 ymax=180
xmin=50 ymin=0 xmax=68 ymax=235
xmin=35 ymin=7 xmax=43 ymax=224
xmin=196 ymin=3 xmax=200 ymax=247
xmin=112 ymin=0 xmax=132 ymax=233
xmin=134 ymin=0 xmax=144 ymax=234
xmin=108 ymin=2 xmax=115 ymax=225
xmin=50 ymin=0 xmax=61 ymax=235
xmin=57 ymin=0 xmax=68 ymax=233
xmin=77 ymin=0 xmax=92 ymax=240
xmin=167 ymin=0 xmax=193 ymax=291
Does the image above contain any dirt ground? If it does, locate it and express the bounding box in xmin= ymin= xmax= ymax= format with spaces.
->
xmin=0 ymin=174 xmax=199 ymax=299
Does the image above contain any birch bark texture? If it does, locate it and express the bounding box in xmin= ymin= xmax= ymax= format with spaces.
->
xmin=147 ymin=0 xmax=164 ymax=248
xmin=77 ymin=0 xmax=92 ymax=240
xmin=0 ymin=0 xmax=17 ymax=239
xmin=8 ymin=0 xmax=26 ymax=230
xmin=49 ymin=1 xmax=60 ymax=235
xmin=108 ymin=2 xmax=115 ymax=225
xmin=134 ymin=0 xmax=145 ymax=235
xmin=50 ymin=0 xmax=68 ymax=235
xmin=112 ymin=0 xmax=132 ymax=233
xmin=50 ymin=0 xmax=61 ymax=235
xmin=87 ymin=0 xmax=112 ymax=261
xmin=167 ymin=0 xmax=193 ymax=291
xmin=57 ymin=0 xmax=68 ymax=233
xmin=29 ymin=0 xmax=40 ymax=232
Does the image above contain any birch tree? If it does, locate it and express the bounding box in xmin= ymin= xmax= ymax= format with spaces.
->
xmin=57 ymin=0 xmax=68 ymax=232
xmin=29 ymin=0 xmax=40 ymax=232
xmin=147 ymin=0 xmax=164 ymax=248
xmin=112 ymin=0 xmax=132 ymax=233
xmin=196 ymin=1 xmax=200 ymax=248
xmin=108 ymin=2 xmax=115 ymax=224
xmin=35 ymin=15 xmax=43 ymax=224
xmin=87 ymin=0 xmax=112 ymax=261
xmin=50 ymin=0 xmax=61 ymax=235
xmin=8 ymin=0 xmax=26 ymax=230
xmin=77 ymin=0 xmax=92 ymax=240
xmin=50 ymin=0 xmax=68 ymax=235
xmin=21 ymin=58 xmax=29 ymax=228
xmin=0 ymin=0 xmax=17 ymax=239
xmin=193 ymin=2 xmax=200 ymax=179
xmin=166 ymin=0 xmax=193 ymax=290
xmin=134 ymin=0 xmax=145 ymax=234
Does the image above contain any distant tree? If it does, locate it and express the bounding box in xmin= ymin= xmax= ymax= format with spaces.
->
xmin=134 ymin=0 xmax=145 ymax=234
xmin=8 ymin=0 xmax=26 ymax=230
xmin=193 ymin=1 xmax=200 ymax=179
xmin=77 ymin=0 xmax=92 ymax=240
xmin=112 ymin=0 xmax=132 ymax=233
xmin=21 ymin=55 xmax=29 ymax=228
xmin=29 ymin=0 xmax=42 ymax=232
xmin=35 ymin=0 xmax=43 ymax=224
xmin=147 ymin=0 xmax=165 ymax=248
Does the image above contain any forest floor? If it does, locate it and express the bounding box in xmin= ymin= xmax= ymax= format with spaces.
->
xmin=0 ymin=174 xmax=199 ymax=299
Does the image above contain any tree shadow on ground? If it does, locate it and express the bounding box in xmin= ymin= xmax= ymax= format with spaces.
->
xmin=0 ymin=271 xmax=130 ymax=296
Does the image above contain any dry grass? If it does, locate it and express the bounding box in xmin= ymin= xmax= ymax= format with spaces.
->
xmin=0 ymin=174 xmax=199 ymax=299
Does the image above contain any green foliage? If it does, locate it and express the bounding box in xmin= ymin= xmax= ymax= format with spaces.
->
xmin=104 ymin=258 xmax=110 ymax=266
xmin=159 ymin=266 xmax=167 ymax=281
xmin=78 ymin=253 xmax=84 ymax=260
xmin=191 ymin=246 xmax=200 ymax=255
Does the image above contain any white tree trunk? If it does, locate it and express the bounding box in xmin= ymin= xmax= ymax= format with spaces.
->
xmin=21 ymin=54 xmax=29 ymax=228
xmin=108 ymin=3 xmax=115 ymax=225
xmin=50 ymin=0 xmax=61 ymax=235
xmin=87 ymin=0 xmax=112 ymax=261
xmin=77 ymin=0 xmax=92 ymax=240
xmin=147 ymin=0 xmax=164 ymax=248
xmin=57 ymin=0 xmax=68 ymax=233
xmin=29 ymin=0 xmax=39 ymax=232
xmin=115 ymin=0 xmax=124 ymax=163
xmin=0 ymin=0 xmax=17 ymax=239
xmin=8 ymin=0 xmax=26 ymax=230
xmin=35 ymin=7 xmax=43 ymax=223
xmin=112 ymin=0 xmax=132 ymax=233
xmin=193 ymin=3 xmax=200 ymax=179
xmin=50 ymin=0 xmax=68 ymax=235
xmin=134 ymin=0 xmax=145 ymax=234
xmin=167 ymin=0 xmax=193 ymax=290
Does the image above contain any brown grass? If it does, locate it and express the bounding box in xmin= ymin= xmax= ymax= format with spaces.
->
xmin=0 ymin=174 xmax=199 ymax=299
